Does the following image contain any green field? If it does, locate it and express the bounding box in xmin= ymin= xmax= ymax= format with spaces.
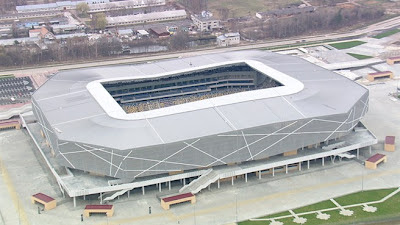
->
xmin=208 ymin=0 xmax=301 ymax=18
xmin=347 ymin=53 xmax=373 ymax=60
xmin=239 ymin=188 xmax=400 ymax=225
xmin=0 ymin=74 xmax=14 ymax=79
xmin=329 ymin=41 xmax=366 ymax=49
xmin=373 ymin=29 xmax=400 ymax=39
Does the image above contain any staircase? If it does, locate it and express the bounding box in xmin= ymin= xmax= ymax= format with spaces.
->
xmin=102 ymin=188 xmax=132 ymax=202
xmin=179 ymin=169 xmax=219 ymax=194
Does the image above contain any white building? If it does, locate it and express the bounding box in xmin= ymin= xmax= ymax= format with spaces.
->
xmin=88 ymin=0 xmax=166 ymax=13
xmin=191 ymin=13 xmax=220 ymax=32
xmin=217 ymin=32 xmax=240 ymax=47
xmin=106 ymin=10 xmax=187 ymax=27
xmin=16 ymin=0 xmax=110 ymax=13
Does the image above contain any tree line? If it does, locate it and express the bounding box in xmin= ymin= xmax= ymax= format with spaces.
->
xmin=241 ymin=6 xmax=385 ymax=40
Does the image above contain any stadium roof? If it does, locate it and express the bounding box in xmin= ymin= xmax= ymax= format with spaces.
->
xmin=32 ymin=50 xmax=368 ymax=150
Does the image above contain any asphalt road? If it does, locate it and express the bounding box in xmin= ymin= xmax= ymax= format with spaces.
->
xmin=2 ymin=15 xmax=400 ymax=75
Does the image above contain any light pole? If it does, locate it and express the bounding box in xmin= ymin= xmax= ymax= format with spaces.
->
xmin=235 ymin=191 xmax=238 ymax=223
xmin=361 ymin=162 xmax=364 ymax=192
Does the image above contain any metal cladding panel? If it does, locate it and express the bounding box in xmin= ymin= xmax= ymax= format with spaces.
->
xmin=216 ymin=101 xmax=281 ymax=130
xmin=148 ymin=108 xmax=233 ymax=143
xmin=38 ymin=91 xmax=104 ymax=125
xmin=55 ymin=95 xmax=367 ymax=179
xmin=56 ymin=117 xmax=163 ymax=150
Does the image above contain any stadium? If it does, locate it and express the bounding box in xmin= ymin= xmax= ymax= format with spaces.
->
xmin=29 ymin=50 xmax=376 ymax=201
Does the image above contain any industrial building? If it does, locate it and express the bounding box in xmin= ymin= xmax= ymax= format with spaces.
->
xmin=29 ymin=50 xmax=376 ymax=205
xmin=217 ymin=32 xmax=240 ymax=47
xmin=106 ymin=10 xmax=187 ymax=27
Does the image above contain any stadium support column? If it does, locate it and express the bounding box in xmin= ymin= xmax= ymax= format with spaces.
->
xmin=73 ymin=196 xmax=76 ymax=207
xmin=128 ymin=190 xmax=130 ymax=198
xmin=217 ymin=179 xmax=220 ymax=188
xmin=299 ymin=162 xmax=301 ymax=171
xmin=245 ymin=173 xmax=248 ymax=183
xmin=168 ymin=181 xmax=171 ymax=190
xmin=142 ymin=186 xmax=145 ymax=195
xmin=272 ymin=167 xmax=275 ymax=177
xmin=100 ymin=193 xmax=103 ymax=204
xmin=357 ymin=148 xmax=359 ymax=159
xmin=369 ymin=146 xmax=372 ymax=154
xmin=159 ymin=183 xmax=162 ymax=192
xmin=231 ymin=177 xmax=234 ymax=186
xmin=307 ymin=160 xmax=310 ymax=169
xmin=258 ymin=171 xmax=261 ymax=179
xmin=285 ymin=165 xmax=288 ymax=174
xmin=322 ymin=157 xmax=325 ymax=166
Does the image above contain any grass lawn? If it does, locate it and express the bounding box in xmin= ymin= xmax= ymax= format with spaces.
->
xmin=329 ymin=41 xmax=366 ymax=49
xmin=239 ymin=188 xmax=400 ymax=225
xmin=347 ymin=53 xmax=373 ymax=60
xmin=207 ymin=0 xmax=301 ymax=18
xmin=0 ymin=74 xmax=14 ymax=79
xmin=373 ymin=29 xmax=400 ymax=39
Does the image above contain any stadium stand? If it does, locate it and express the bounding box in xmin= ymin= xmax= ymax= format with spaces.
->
xmin=102 ymin=63 xmax=282 ymax=113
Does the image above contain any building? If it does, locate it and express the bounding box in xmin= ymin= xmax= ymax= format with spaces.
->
xmin=106 ymin=10 xmax=187 ymax=27
xmin=136 ymin=29 xmax=149 ymax=38
xmin=217 ymin=32 xmax=240 ymax=47
xmin=88 ymin=0 xmax=166 ymax=13
xmin=16 ymin=0 xmax=110 ymax=13
xmin=191 ymin=12 xmax=220 ymax=32
xmin=29 ymin=27 xmax=55 ymax=40
xmin=32 ymin=50 xmax=370 ymax=183
xmin=149 ymin=27 xmax=170 ymax=38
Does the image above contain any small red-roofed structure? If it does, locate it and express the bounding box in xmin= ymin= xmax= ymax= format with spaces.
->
xmin=387 ymin=56 xmax=400 ymax=65
xmin=367 ymin=71 xmax=393 ymax=81
xmin=84 ymin=205 xmax=114 ymax=217
xmin=161 ymin=193 xmax=196 ymax=210
xmin=384 ymin=136 xmax=395 ymax=152
xmin=31 ymin=193 xmax=56 ymax=210
xmin=365 ymin=153 xmax=387 ymax=169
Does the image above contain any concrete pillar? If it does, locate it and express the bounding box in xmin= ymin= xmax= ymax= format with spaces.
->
xmin=299 ymin=162 xmax=301 ymax=171
xmin=231 ymin=177 xmax=234 ymax=186
xmin=307 ymin=160 xmax=310 ymax=169
xmin=73 ymin=196 xmax=76 ymax=208
xmin=258 ymin=171 xmax=261 ymax=179
xmin=168 ymin=181 xmax=171 ymax=190
xmin=369 ymin=146 xmax=372 ymax=155
xmin=272 ymin=167 xmax=275 ymax=177
xmin=83 ymin=195 xmax=85 ymax=200
xmin=301 ymin=146 xmax=304 ymax=150
xmin=245 ymin=173 xmax=248 ymax=183
xmin=100 ymin=192 xmax=102 ymax=204
xmin=217 ymin=179 xmax=220 ymax=189
xmin=159 ymin=183 xmax=162 ymax=192
xmin=357 ymin=148 xmax=359 ymax=159
xmin=285 ymin=164 xmax=288 ymax=174
xmin=128 ymin=190 xmax=130 ymax=198
xmin=142 ymin=186 xmax=145 ymax=195
xmin=322 ymin=157 xmax=325 ymax=166
xmin=208 ymin=184 xmax=211 ymax=191
xmin=183 ymin=178 xmax=186 ymax=186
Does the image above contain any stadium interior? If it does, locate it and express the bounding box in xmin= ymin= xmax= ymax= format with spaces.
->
xmin=102 ymin=63 xmax=283 ymax=113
